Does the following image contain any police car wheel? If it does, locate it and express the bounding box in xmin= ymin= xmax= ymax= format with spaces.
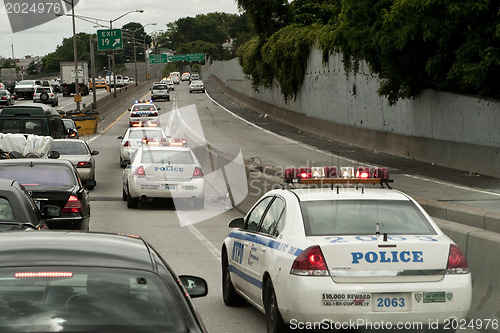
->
xmin=264 ymin=279 xmax=288 ymax=333
xmin=122 ymin=189 xmax=127 ymax=201
xmin=126 ymin=188 xmax=138 ymax=208
xmin=222 ymin=250 xmax=245 ymax=306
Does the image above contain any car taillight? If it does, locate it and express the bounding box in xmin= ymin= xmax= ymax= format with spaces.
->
xmin=77 ymin=161 xmax=91 ymax=168
xmin=69 ymin=131 xmax=77 ymax=138
xmin=62 ymin=195 xmax=82 ymax=213
xmin=193 ymin=167 xmax=204 ymax=178
xmin=1 ymin=96 xmax=6 ymax=100
xmin=123 ymin=140 xmax=131 ymax=148
xmin=290 ymin=246 xmax=329 ymax=276
xmin=134 ymin=166 xmax=145 ymax=176
xmin=446 ymin=244 xmax=469 ymax=274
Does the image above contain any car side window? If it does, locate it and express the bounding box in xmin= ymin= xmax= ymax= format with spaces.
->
xmin=0 ymin=198 xmax=15 ymax=221
xmin=259 ymin=197 xmax=285 ymax=237
xmin=246 ymin=197 xmax=273 ymax=232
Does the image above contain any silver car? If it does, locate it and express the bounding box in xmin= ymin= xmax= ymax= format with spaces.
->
xmin=50 ymin=139 xmax=99 ymax=189
xmin=189 ymin=80 xmax=205 ymax=93
xmin=33 ymin=86 xmax=59 ymax=107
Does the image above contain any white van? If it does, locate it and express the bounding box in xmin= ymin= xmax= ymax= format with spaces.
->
xmin=116 ymin=75 xmax=125 ymax=87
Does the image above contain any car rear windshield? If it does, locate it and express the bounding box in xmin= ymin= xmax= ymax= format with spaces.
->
xmin=0 ymin=164 xmax=75 ymax=186
xmin=36 ymin=87 xmax=51 ymax=93
xmin=51 ymin=141 xmax=88 ymax=155
xmin=0 ymin=119 xmax=46 ymax=136
xmin=153 ymin=85 xmax=168 ymax=90
xmin=0 ymin=267 xmax=186 ymax=332
xmin=300 ymin=200 xmax=436 ymax=236
xmin=141 ymin=150 xmax=194 ymax=164
xmin=131 ymin=105 xmax=156 ymax=112
xmin=128 ymin=129 xmax=163 ymax=139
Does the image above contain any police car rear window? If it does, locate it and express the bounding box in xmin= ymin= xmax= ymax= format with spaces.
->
xmin=132 ymin=105 xmax=156 ymax=112
xmin=141 ymin=150 xmax=194 ymax=164
xmin=300 ymin=200 xmax=436 ymax=236
xmin=129 ymin=129 xmax=163 ymax=139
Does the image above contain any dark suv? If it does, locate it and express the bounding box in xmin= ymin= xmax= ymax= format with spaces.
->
xmin=0 ymin=105 xmax=70 ymax=138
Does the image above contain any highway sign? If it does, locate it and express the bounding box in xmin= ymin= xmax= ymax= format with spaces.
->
xmin=149 ymin=54 xmax=168 ymax=64
xmin=167 ymin=54 xmax=187 ymax=62
xmin=186 ymin=53 xmax=204 ymax=61
xmin=97 ymin=29 xmax=123 ymax=51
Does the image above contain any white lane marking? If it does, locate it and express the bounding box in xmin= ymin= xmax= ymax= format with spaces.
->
xmin=187 ymin=224 xmax=221 ymax=261
xmin=403 ymin=174 xmax=500 ymax=197
xmin=205 ymin=90 xmax=500 ymax=196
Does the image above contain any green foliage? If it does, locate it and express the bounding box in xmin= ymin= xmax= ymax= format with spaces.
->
xmin=237 ymin=0 xmax=500 ymax=104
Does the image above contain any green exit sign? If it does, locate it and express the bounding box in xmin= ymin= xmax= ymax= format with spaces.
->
xmin=186 ymin=53 xmax=204 ymax=61
xmin=97 ymin=29 xmax=123 ymax=51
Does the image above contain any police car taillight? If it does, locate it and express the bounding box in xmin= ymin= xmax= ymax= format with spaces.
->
xmin=446 ymin=244 xmax=469 ymax=274
xmin=193 ymin=167 xmax=203 ymax=178
xmin=62 ymin=195 xmax=82 ymax=213
xmin=123 ymin=140 xmax=131 ymax=147
xmin=290 ymin=246 xmax=329 ymax=276
xmin=134 ymin=166 xmax=145 ymax=176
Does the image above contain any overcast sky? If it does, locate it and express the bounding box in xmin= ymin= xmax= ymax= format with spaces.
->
xmin=0 ymin=0 xmax=241 ymax=59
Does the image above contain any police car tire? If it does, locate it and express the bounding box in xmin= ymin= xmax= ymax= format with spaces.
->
xmin=222 ymin=251 xmax=245 ymax=306
xmin=126 ymin=190 xmax=138 ymax=208
xmin=264 ymin=279 xmax=289 ymax=333
xmin=122 ymin=189 xmax=127 ymax=201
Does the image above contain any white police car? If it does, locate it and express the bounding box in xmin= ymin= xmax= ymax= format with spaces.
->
xmin=222 ymin=167 xmax=472 ymax=333
xmin=117 ymin=127 xmax=167 ymax=168
xmin=122 ymin=141 xmax=205 ymax=209
xmin=128 ymin=100 xmax=161 ymax=127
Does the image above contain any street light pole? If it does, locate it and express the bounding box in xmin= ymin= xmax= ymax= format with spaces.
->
xmin=71 ymin=0 xmax=80 ymax=111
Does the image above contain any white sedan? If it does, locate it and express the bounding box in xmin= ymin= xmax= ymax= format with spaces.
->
xmin=117 ymin=127 xmax=167 ymax=168
xmin=122 ymin=144 xmax=205 ymax=209
xmin=222 ymin=167 xmax=471 ymax=333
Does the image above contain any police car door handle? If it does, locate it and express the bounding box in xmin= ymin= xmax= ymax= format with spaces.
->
xmin=261 ymin=248 xmax=266 ymax=254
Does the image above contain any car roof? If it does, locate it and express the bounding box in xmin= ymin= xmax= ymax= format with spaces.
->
xmin=287 ymin=187 xmax=412 ymax=202
xmin=0 ymin=231 xmax=155 ymax=270
xmin=0 ymin=158 xmax=74 ymax=167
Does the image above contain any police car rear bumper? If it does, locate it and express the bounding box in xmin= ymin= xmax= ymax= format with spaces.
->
xmin=128 ymin=178 xmax=205 ymax=199
xmin=277 ymin=274 xmax=471 ymax=326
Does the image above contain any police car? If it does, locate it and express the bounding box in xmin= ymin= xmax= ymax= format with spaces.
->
xmin=117 ymin=127 xmax=167 ymax=168
xmin=128 ymin=100 xmax=161 ymax=127
xmin=222 ymin=167 xmax=471 ymax=333
xmin=122 ymin=140 xmax=205 ymax=209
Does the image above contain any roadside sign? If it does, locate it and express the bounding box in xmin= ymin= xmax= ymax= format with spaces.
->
xmin=71 ymin=68 xmax=84 ymax=79
xmin=167 ymin=54 xmax=186 ymax=62
xmin=97 ymin=29 xmax=123 ymax=51
xmin=186 ymin=53 xmax=204 ymax=61
xmin=149 ymin=54 xmax=168 ymax=64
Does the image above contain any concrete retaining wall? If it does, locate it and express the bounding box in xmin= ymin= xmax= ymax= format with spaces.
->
xmin=203 ymin=51 xmax=500 ymax=178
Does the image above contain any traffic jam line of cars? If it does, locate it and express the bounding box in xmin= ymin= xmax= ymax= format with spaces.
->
xmin=0 ymin=80 xmax=473 ymax=332
xmin=222 ymin=167 xmax=472 ymax=333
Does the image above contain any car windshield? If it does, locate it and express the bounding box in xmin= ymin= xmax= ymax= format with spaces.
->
xmin=300 ymin=200 xmax=436 ymax=236
xmin=0 ymin=267 xmax=186 ymax=332
xmin=51 ymin=141 xmax=88 ymax=155
xmin=141 ymin=150 xmax=194 ymax=164
xmin=128 ymin=129 xmax=163 ymax=139
xmin=0 ymin=164 xmax=75 ymax=186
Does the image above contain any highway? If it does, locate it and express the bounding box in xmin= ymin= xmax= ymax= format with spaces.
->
xmin=13 ymin=80 xmax=498 ymax=332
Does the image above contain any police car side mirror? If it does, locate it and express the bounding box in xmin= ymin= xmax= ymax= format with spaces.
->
xmin=228 ymin=217 xmax=244 ymax=229
xmin=48 ymin=151 xmax=60 ymax=159
xmin=157 ymin=107 xmax=161 ymax=111
xmin=91 ymin=150 xmax=99 ymax=156
xmin=128 ymin=108 xmax=131 ymax=111
xmin=117 ymin=136 xmax=123 ymax=139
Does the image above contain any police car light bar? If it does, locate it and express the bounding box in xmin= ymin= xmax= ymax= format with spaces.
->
xmin=284 ymin=166 xmax=392 ymax=186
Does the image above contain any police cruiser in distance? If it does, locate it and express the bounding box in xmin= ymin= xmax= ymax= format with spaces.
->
xmin=128 ymin=100 xmax=160 ymax=127
xmin=222 ymin=167 xmax=471 ymax=333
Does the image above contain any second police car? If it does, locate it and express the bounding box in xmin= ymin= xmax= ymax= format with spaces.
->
xmin=122 ymin=139 xmax=205 ymax=209
xmin=222 ymin=167 xmax=471 ymax=333
xmin=128 ymin=100 xmax=161 ymax=127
